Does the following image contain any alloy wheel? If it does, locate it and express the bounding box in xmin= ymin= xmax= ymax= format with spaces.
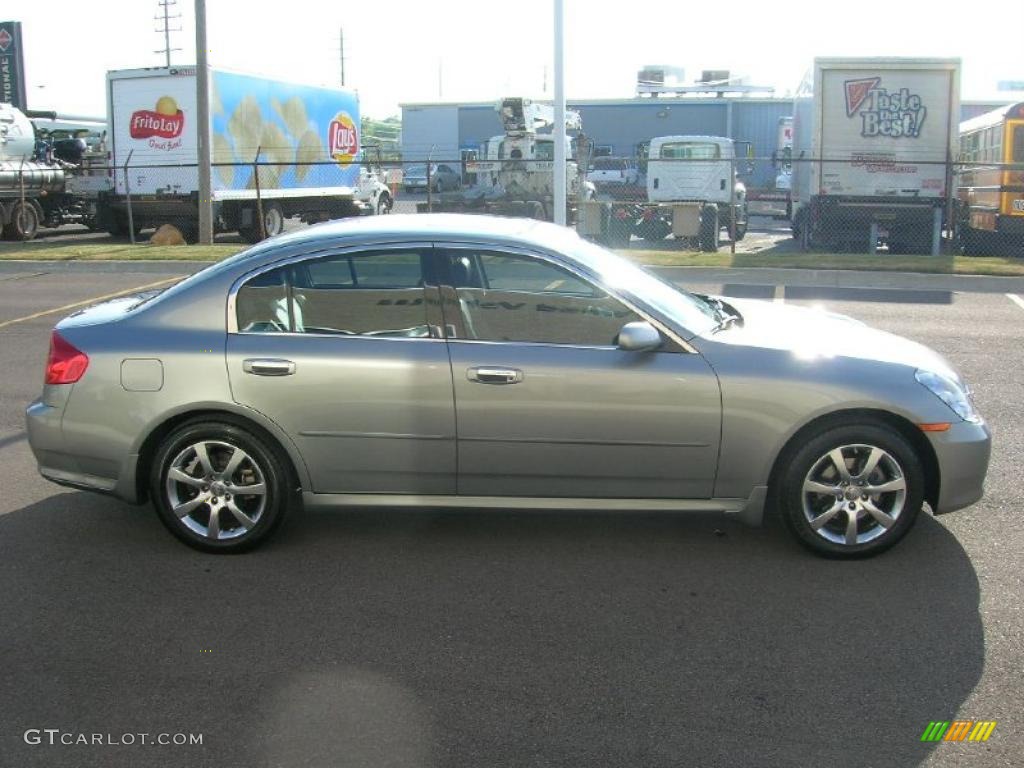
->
xmin=801 ymin=443 xmax=907 ymax=546
xmin=164 ymin=440 xmax=267 ymax=541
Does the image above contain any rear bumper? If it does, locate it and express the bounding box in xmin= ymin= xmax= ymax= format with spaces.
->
xmin=26 ymin=397 xmax=140 ymax=502
xmin=931 ymin=420 xmax=991 ymax=514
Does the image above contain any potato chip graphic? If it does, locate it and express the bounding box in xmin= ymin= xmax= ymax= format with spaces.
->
xmin=212 ymin=133 xmax=234 ymax=187
xmin=210 ymin=78 xmax=224 ymax=117
xmin=245 ymin=122 xmax=291 ymax=188
xmin=273 ymin=97 xmax=309 ymax=139
xmin=294 ymin=129 xmax=323 ymax=183
xmin=155 ymin=96 xmax=178 ymax=116
xmin=227 ymin=95 xmax=263 ymax=161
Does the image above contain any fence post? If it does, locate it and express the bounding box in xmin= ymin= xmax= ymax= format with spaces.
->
xmin=426 ymin=164 xmax=433 ymax=213
xmin=18 ymin=159 xmax=26 ymax=235
xmin=427 ymin=145 xmax=435 ymax=213
xmin=931 ymin=206 xmax=942 ymax=257
xmin=253 ymin=146 xmax=265 ymax=240
xmin=123 ymin=149 xmax=136 ymax=245
xmin=729 ymin=157 xmax=737 ymax=255
xmin=869 ymin=222 xmax=878 ymax=255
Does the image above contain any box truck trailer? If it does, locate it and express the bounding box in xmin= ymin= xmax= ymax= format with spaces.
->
xmin=101 ymin=66 xmax=389 ymax=242
xmin=791 ymin=58 xmax=960 ymax=254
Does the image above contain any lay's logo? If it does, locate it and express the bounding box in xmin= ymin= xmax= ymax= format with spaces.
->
xmin=130 ymin=96 xmax=185 ymax=140
xmin=328 ymin=112 xmax=358 ymax=166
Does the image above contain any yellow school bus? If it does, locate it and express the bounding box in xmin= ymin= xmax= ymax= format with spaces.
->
xmin=956 ymin=102 xmax=1024 ymax=253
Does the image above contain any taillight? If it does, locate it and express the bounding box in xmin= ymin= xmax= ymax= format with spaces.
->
xmin=45 ymin=331 xmax=89 ymax=385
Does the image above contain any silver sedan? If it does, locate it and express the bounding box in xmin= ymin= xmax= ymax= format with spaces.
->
xmin=26 ymin=215 xmax=990 ymax=556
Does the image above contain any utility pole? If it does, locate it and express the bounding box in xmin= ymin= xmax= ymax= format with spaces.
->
xmin=195 ymin=0 xmax=213 ymax=244
xmin=338 ymin=28 xmax=345 ymax=87
xmin=154 ymin=0 xmax=182 ymax=67
xmin=553 ymin=0 xmax=567 ymax=225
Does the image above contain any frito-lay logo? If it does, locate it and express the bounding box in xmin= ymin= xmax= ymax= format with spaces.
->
xmin=130 ymin=96 xmax=185 ymax=139
xmin=845 ymin=77 xmax=927 ymax=138
xmin=328 ymin=112 xmax=358 ymax=166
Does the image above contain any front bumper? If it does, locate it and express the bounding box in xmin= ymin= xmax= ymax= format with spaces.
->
xmin=931 ymin=420 xmax=992 ymax=514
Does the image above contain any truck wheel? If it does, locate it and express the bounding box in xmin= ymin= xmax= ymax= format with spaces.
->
xmin=3 ymin=201 xmax=40 ymax=241
xmin=699 ymin=206 xmax=720 ymax=252
xmin=732 ymin=207 xmax=748 ymax=242
xmin=376 ymin=193 xmax=392 ymax=215
xmin=263 ymin=204 xmax=285 ymax=237
xmin=638 ymin=217 xmax=671 ymax=242
xmin=106 ymin=214 xmax=142 ymax=239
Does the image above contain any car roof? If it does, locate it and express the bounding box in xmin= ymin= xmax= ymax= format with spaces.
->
xmin=231 ymin=214 xmax=581 ymax=266
xmin=292 ymin=212 xmax=553 ymax=243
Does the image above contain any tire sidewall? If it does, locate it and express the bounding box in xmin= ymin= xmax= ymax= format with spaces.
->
xmin=150 ymin=421 xmax=288 ymax=553
xmin=779 ymin=423 xmax=924 ymax=558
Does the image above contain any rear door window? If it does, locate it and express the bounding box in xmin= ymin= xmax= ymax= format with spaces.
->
xmin=235 ymin=250 xmax=433 ymax=338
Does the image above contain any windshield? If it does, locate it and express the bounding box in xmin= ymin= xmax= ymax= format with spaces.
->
xmin=569 ymin=238 xmax=719 ymax=337
xmin=406 ymin=164 xmax=428 ymax=176
xmin=1013 ymin=125 xmax=1024 ymax=163
xmin=593 ymin=158 xmax=626 ymax=171
xmin=659 ymin=142 xmax=721 ymax=159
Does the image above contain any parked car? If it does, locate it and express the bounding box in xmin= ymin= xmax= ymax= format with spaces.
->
xmin=26 ymin=215 xmax=989 ymax=556
xmin=403 ymin=163 xmax=461 ymax=193
xmin=587 ymin=156 xmax=639 ymax=186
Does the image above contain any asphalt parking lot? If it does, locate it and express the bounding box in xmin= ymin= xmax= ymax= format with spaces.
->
xmin=0 ymin=265 xmax=1021 ymax=767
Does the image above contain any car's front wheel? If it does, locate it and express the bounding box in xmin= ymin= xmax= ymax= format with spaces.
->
xmin=150 ymin=419 xmax=290 ymax=553
xmin=778 ymin=423 xmax=923 ymax=558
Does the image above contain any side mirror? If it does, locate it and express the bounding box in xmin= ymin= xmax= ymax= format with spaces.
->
xmin=617 ymin=321 xmax=662 ymax=352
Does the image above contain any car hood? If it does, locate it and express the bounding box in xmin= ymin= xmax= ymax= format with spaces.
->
xmin=701 ymin=297 xmax=961 ymax=382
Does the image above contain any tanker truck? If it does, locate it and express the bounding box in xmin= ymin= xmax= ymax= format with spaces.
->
xmin=0 ymin=102 xmax=105 ymax=240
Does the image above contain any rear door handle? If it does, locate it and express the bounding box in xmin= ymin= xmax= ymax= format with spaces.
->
xmin=242 ymin=358 xmax=296 ymax=376
xmin=467 ymin=366 xmax=523 ymax=385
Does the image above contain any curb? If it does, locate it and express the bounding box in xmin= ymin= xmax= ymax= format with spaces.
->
xmin=651 ymin=266 xmax=1024 ymax=294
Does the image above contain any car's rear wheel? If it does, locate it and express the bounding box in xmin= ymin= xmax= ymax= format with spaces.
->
xmin=778 ymin=424 xmax=923 ymax=558
xmin=150 ymin=420 xmax=289 ymax=553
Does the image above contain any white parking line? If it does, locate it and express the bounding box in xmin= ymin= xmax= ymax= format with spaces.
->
xmin=0 ymin=277 xmax=182 ymax=330
xmin=1007 ymin=293 xmax=1024 ymax=311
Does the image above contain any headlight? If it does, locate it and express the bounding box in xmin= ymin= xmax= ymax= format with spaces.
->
xmin=915 ymin=369 xmax=981 ymax=423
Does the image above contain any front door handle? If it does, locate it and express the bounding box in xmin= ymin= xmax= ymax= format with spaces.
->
xmin=467 ymin=366 xmax=523 ymax=385
xmin=242 ymin=358 xmax=296 ymax=376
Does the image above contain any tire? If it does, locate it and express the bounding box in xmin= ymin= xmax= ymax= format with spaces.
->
xmin=637 ymin=217 xmax=671 ymax=243
xmin=150 ymin=419 xmax=291 ymax=553
xmin=3 ymin=201 xmax=41 ymax=241
xmin=240 ymin=204 xmax=284 ymax=243
xmin=376 ymin=193 xmax=392 ymax=215
xmin=777 ymin=423 xmax=924 ymax=558
xmin=262 ymin=203 xmax=285 ymax=237
xmin=960 ymin=225 xmax=985 ymax=257
xmin=698 ymin=205 xmax=720 ymax=252
xmin=733 ymin=216 xmax=748 ymax=242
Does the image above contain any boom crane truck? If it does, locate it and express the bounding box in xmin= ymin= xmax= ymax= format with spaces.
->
xmin=421 ymin=97 xmax=593 ymax=221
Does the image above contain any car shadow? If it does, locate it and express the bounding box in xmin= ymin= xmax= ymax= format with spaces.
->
xmin=0 ymin=493 xmax=982 ymax=767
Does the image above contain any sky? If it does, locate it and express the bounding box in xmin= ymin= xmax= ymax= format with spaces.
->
xmin=5 ymin=0 xmax=1023 ymax=120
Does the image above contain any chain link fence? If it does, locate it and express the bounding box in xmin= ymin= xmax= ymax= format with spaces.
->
xmin=6 ymin=153 xmax=1022 ymax=259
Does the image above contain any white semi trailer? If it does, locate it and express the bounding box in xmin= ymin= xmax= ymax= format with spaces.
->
xmin=791 ymin=57 xmax=960 ymax=253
